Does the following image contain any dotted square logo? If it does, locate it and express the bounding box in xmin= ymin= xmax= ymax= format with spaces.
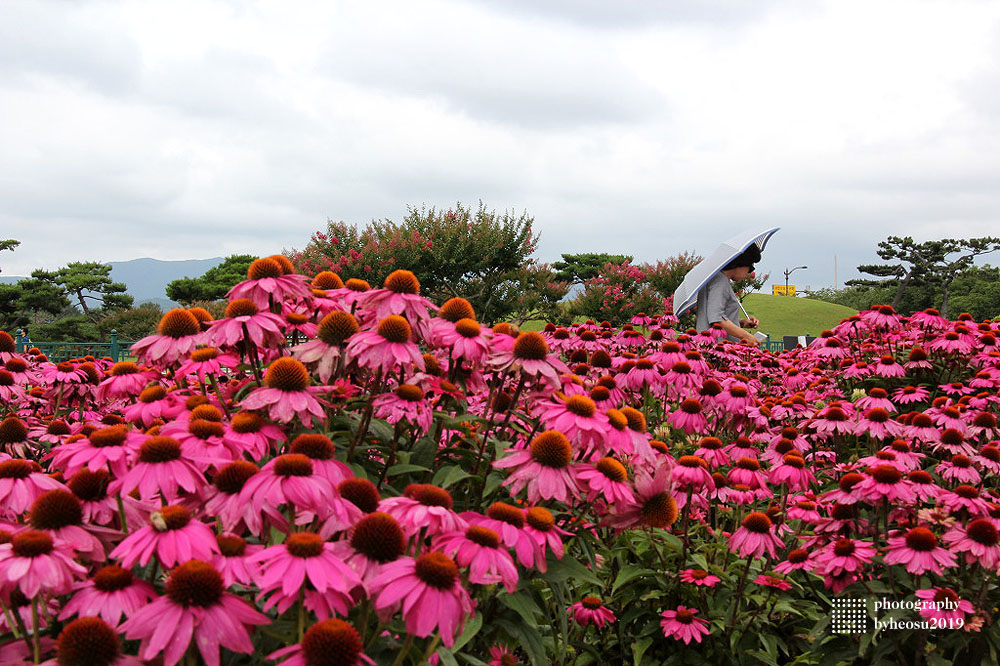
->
xmin=832 ymin=598 xmax=868 ymax=634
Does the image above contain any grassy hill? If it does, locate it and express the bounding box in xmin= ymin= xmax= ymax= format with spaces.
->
xmin=742 ymin=293 xmax=856 ymax=340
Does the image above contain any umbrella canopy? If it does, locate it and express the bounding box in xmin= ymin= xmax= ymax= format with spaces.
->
xmin=671 ymin=227 xmax=780 ymax=316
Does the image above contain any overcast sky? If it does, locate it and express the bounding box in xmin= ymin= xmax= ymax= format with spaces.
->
xmin=3 ymin=0 xmax=1000 ymax=291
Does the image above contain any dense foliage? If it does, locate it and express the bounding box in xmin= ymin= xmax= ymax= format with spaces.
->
xmin=166 ymin=254 xmax=258 ymax=304
xmin=287 ymin=202 xmax=566 ymax=324
xmin=4 ymin=260 xmax=1000 ymax=665
xmin=813 ymin=236 xmax=1000 ymax=319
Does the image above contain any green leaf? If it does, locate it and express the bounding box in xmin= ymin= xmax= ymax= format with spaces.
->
xmin=387 ymin=464 xmax=432 ymax=476
xmin=501 ymin=591 xmax=542 ymax=625
xmin=631 ymin=637 xmax=653 ymax=666
xmin=432 ymin=465 xmax=473 ymax=489
xmin=541 ymin=554 xmax=601 ymax=586
xmin=481 ymin=472 xmax=504 ymax=498
xmin=450 ymin=612 xmax=482 ymax=652
xmin=612 ymin=564 xmax=654 ymax=593
xmin=496 ymin=617 xmax=546 ymax=666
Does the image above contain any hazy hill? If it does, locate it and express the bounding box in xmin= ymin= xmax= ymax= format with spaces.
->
xmin=1 ymin=257 xmax=225 ymax=308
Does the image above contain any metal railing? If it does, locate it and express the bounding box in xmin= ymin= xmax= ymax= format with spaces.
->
xmin=14 ymin=330 xmax=136 ymax=363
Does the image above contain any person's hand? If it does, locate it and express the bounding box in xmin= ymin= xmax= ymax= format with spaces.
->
xmin=739 ymin=317 xmax=759 ymax=329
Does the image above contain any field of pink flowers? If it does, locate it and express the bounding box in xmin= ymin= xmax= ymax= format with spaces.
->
xmin=1 ymin=255 xmax=999 ymax=665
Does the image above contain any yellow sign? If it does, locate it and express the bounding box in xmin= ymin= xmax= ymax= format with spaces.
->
xmin=772 ymin=285 xmax=796 ymax=296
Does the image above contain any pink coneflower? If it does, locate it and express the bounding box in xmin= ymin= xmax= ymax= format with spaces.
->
xmin=932 ymin=406 xmax=968 ymax=433
xmin=933 ymin=427 xmax=976 ymax=457
xmin=694 ymin=436 xmax=730 ymax=467
xmin=975 ymin=445 xmax=1000 ymax=474
xmin=660 ymin=606 xmax=710 ymax=645
xmin=855 ymin=387 xmax=895 ymax=413
xmin=131 ymin=308 xmax=206 ymax=367
xmin=373 ymin=384 xmax=434 ymax=434
xmin=893 ymin=385 xmax=930 ymax=405
xmin=576 ymin=457 xmax=635 ymax=507
xmin=493 ymin=431 xmax=579 ymax=504
xmin=212 ymin=534 xmax=263 ymax=588
xmin=812 ymin=404 xmax=856 ymax=437
xmin=45 ymin=616 xmax=143 ymax=665
xmin=968 ymin=411 xmax=1000 ymax=439
xmin=939 ymin=484 xmax=992 ymax=516
xmin=0 ymin=530 xmax=86 ymax=597
xmin=487 ymin=645 xmax=518 ymax=666
xmin=292 ymin=310 xmax=360 ymax=382
xmin=287 ymin=433 xmax=352 ymax=487
xmin=729 ymin=512 xmax=784 ymax=560
xmin=813 ymin=538 xmax=876 ymax=577
xmin=209 ymin=298 xmax=287 ymax=350
xmin=238 ymin=453 xmax=338 ymax=535
xmin=120 ymin=559 xmax=269 ymax=666
xmin=267 ymin=618 xmax=375 ymax=666
xmin=668 ymin=398 xmax=709 ymax=435
xmin=176 ymin=346 xmax=241 ymax=383
xmin=872 ymin=355 xmax=906 ymax=378
xmin=773 ymin=548 xmax=813 ymax=574
xmin=0 ymin=459 xmax=66 ymax=518
xmin=67 ymin=468 xmax=117 ymax=526
xmin=536 ymin=394 xmax=609 ymax=450
xmin=855 ymin=465 xmax=916 ymax=504
xmin=943 ymin=518 xmax=1000 ymax=567
xmin=439 ymin=318 xmax=492 ymax=365
xmin=604 ymin=462 xmax=678 ymax=531
xmin=768 ymin=454 xmax=815 ymax=492
xmin=355 ymin=270 xmax=437 ymax=328
xmin=94 ymin=361 xmax=158 ymax=402
xmin=856 ymin=408 xmax=901 ymax=440
xmin=786 ymin=500 xmax=822 ymax=523
xmin=58 ymin=564 xmax=157 ymax=627
xmin=467 ymin=503 xmax=536 ymax=569
xmin=370 ymin=551 xmax=474 ymax=647
xmin=241 ymin=358 xmax=327 ymax=427
xmin=223 ymin=410 xmax=286 ymax=460
xmin=490 ymin=331 xmax=569 ymax=389
xmin=39 ymin=359 xmax=88 ymax=385
xmin=47 ymin=424 xmax=138 ymax=479
xmin=226 ymin=256 xmax=313 ymax=309
xmin=523 ymin=506 xmax=571 ymax=571
xmin=620 ymin=358 xmax=662 ymax=393
xmin=937 ymin=455 xmax=981 ymax=485
xmin=331 ymin=511 xmax=407 ymax=589
xmin=914 ymin=587 xmax=975 ymax=624
xmin=568 ymin=597 xmax=616 ymax=628
xmin=754 ymin=574 xmax=793 ymax=591
xmin=884 ymin=527 xmax=957 ymax=575
xmin=109 ymin=505 xmax=219 ymax=569
xmin=379 ymin=484 xmax=466 ymax=537
xmin=249 ymin=532 xmax=362 ymax=618
xmin=434 ymin=525 xmax=519 ymax=592
xmin=203 ymin=460 xmax=261 ymax=533
xmin=28 ymin=489 xmax=106 ymax=561
xmin=728 ymin=457 xmax=768 ymax=491
xmin=679 ymin=568 xmax=720 ymax=587
xmin=672 ymin=456 xmax=714 ymax=491
xmin=109 ymin=435 xmax=205 ymax=502
xmin=345 ymin=314 xmax=426 ymax=375
xmin=123 ymin=385 xmax=185 ymax=427
xmin=906 ymin=413 xmax=941 ymax=442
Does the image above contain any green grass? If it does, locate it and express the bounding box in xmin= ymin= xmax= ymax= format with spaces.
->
xmin=742 ymin=293 xmax=857 ymax=340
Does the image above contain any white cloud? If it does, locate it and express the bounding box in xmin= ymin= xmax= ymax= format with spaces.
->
xmin=2 ymin=0 xmax=1000 ymax=292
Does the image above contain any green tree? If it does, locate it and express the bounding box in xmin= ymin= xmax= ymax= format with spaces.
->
xmin=850 ymin=236 xmax=1000 ymax=315
xmin=0 ymin=277 xmax=71 ymax=331
xmin=642 ymin=251 xmax=703 ymax=299
xmin=288 ymin=202 xmax=545 ymax=323
xmin=948 ymin=265 xmax=1000 ymax=321
xmin=166 ymin=254 xmax=258 ymax=304
xmin=552 ymin=253 xmax=633 ymax=284
xmin=96 ymin=302 xmax=164 ymax=340
xmin=0 ymin=239 xmax=19 ymax=274
xmin=32 ymin=262 xmax=133 ymax=322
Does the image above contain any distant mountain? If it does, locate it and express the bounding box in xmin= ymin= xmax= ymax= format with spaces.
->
xmin=0 ymin=257 xmax=225 ymax=308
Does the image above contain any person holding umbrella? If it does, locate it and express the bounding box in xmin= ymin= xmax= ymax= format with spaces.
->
xmin=695 ymin=245 xmax=762 ymax=345
xmin=672 ymin=227 xmax=779 ymax=347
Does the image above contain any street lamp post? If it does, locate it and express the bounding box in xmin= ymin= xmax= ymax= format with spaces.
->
xmin=784 ymin=266 xmax=807 ymax=294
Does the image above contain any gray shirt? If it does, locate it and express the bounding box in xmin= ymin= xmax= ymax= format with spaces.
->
xmin=695 ymin=271 xmax=741 ymax=342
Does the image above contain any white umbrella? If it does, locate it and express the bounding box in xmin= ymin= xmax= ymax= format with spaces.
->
xmin=672 ymin=226 xmax=780 ymax=317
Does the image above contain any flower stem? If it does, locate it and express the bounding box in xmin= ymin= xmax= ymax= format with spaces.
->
xmin=420 ymin=634 xmax=441 ymax=664
xmin=390 ymin=634 xmax=415 ymax=666
xmin=297 ymin=586 xmax=306 ymax=643
xmin=30 ymin=596 xmax=39 ymax=664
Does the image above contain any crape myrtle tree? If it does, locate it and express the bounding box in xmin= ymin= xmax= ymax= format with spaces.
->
xmin=287 ymin=202 xmax=569 ymax=324
xmin=166 ymin=254 xmax=258 ymax=304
